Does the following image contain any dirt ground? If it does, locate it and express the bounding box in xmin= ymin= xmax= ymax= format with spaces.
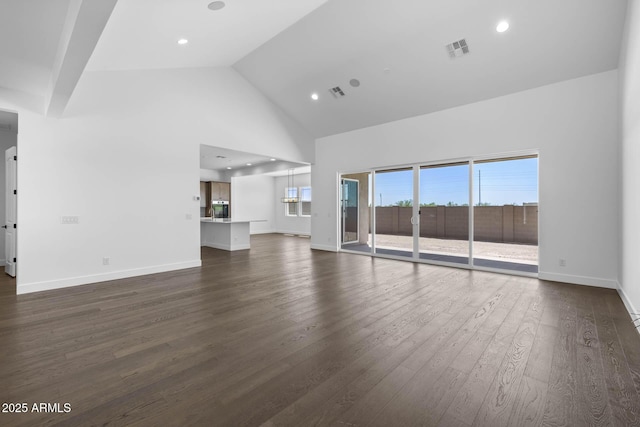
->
xmin=371 ymin=234 xmax=538 ymax=264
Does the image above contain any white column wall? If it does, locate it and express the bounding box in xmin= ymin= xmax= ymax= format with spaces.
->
xmin=619 ymin=0 xmax=640 ymax=315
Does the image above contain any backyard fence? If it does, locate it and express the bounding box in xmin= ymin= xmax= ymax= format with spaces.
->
xmin=373 ymin=205 xmax=538 ymax=245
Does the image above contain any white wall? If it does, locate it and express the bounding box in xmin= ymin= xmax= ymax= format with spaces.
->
xmin=274 ymin=172 xmax=311 ymax=235
xmin=200 ymin=169 xmax=227 ymax=182
xmin=0 ymin=66 xmax=313 ymax=294
xmin=230 ymin=174 xmax=276 ymax=234
xmin=312 ymin=70 xmax=619 ymax=289
xmin=619 ymin=0 xmax=640 ymax=314
xmin=0 ymin=129 xmax=17 ymax=265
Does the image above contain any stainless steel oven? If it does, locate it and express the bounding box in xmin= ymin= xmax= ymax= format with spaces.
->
xmin=212 ymin=201 xmax=229 ymax=218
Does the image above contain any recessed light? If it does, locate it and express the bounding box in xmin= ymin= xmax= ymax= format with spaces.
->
xmin=208 ymin=1 xmax=226 ymax=11
xmin=177 ymin=38 xmax=189 ymax=45
xmin=270 ymin=158 xmax=276 ymax=161
xmin=496 ymin=21 xmax=509 ymax=33
xmin=310 ymin=92 xmax=319 ymax=101
xmin=349 ymin=79 xmax=361 ymax=88
xmin=246 ymin=163 xmax=252 ymax=166
xmin=226 ymin=167 xmax=232 ymax=170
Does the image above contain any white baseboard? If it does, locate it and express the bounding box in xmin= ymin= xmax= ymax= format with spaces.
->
xmin=538 ymin=271 xmax=617 ymax=289
xmin=617 ymin=283 xmax=640 ymax=338
xmin=202 ymin=242 xmax=250 ymax=251
xmin=249 ymin=229 xmax=276 ymax=235
xmin=310 ymin=243 xmax=337 ymax=252
xmin=276 ymin=229 xmax=311 ymax=236
xmin=16 ymin=259 xmax=202 ymax=295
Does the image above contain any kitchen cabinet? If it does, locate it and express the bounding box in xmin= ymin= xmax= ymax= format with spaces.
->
xmin=200 ymin=181 xmax=231 ymax=217
xmin=211 ymin=182 xmax=230 ymax=201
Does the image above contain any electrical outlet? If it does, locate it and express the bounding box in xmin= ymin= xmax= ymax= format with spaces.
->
xmin=559 ymin=258 xmax=566 ymax=267
xmin=61 ymin=216 xmax=79 ymax=224
xmin=103 ymin=257 xmax=110 ymax=266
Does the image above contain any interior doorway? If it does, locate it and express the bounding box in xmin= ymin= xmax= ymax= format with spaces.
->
xmin=0 ymin=110 xmax=18 ymax=279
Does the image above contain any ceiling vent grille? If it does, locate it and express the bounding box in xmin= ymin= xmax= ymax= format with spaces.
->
xmin=330 ymin=86 xmax=346 ymax=98
xmin=446 ymin=39 xmax=469 ymax=58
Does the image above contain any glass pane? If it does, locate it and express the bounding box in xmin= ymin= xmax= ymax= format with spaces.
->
xmin=473 ymin=156 xmax=538 ymax=273
xmin=419 ymin=163 xmax=469 ymax=264
xmin=340 ymin=172 xmax=372 ymax=252
xmin=341 ymin=179 xmax=359 ymax=244
xmin=374 ymin=168 xmax=413 ymax=258
xmin=300 ymin=187 xmax=312 ymax=201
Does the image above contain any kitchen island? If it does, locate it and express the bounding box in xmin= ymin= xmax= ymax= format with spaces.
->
xmin=200 ymin=218 xmax=263 ymax=251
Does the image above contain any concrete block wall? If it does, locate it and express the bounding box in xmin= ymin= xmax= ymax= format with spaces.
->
xmin=373 ymin=205 xmax=538 ymax=244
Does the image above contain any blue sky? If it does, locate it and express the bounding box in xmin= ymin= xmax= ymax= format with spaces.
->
xmin=372 ymin=158 xmax=538 ymax=206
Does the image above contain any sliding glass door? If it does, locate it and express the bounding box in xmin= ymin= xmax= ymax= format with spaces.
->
xmin=418 ymin=162 xmax=470 ymax=265
xmin=339 ymin=154 xmax=538 ymax=275
xmin=473 ymin=156 xmax=538 ymax=273
xmin=374 ymin=168 xmax=415 ymax=258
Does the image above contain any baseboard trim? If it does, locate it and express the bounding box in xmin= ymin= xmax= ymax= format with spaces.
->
xmin=617 ymin=283 xmax=640 ymax=338
xmin=310 ymin=243 xmax=337 ymax=252
xmin=202 ymin=242 xmax=250 ymax=251
xmin=16 ymin=259 xmax=202 ymax=295
xmin=537 ymin=271 xmax=617 ymax=289
xmin=250 ymin=229 xmax=276 ymax=235
xmin=276 ymin=229 xmax=311 ymax=237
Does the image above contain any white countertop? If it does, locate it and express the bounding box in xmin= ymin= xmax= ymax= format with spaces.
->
xmin=200 ymin=218 xmax=266 ymax=223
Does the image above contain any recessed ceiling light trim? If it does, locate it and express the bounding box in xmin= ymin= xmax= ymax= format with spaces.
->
xmin=311 ymin=92 xmax=319 ymax=101
xmin=177 ymin=38 xmax=189 ymax=45
xmin=496 ymin=21 xmax=510 ymax=33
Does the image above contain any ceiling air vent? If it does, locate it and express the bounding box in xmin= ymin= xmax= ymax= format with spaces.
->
xmin=330 ymin=86 xmax=346 ymax=98
xmin=446 ymin=38 xmax=469 ymax=58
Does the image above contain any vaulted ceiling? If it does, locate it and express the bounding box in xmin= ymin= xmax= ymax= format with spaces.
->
xmin=235 ymin=0 xmax=629 ymax=137
xmin=0 ymin=0 xmax=630 ymax=138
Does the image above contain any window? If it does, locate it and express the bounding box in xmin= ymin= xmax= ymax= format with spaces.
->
xmin=300 ymin=187 xmax=312 ymax=216
xmin=284 ymin=186 xmax=312 ymax=217
xmin=285 ymin=187 xmax=298 ymax=216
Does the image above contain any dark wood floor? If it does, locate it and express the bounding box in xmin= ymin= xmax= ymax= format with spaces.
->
xmin=0 ymin=234 xmax=639 ymax=426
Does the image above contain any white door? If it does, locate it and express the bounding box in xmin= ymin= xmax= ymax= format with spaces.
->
xmin=5 ymin=146 xmax=16 ymax=277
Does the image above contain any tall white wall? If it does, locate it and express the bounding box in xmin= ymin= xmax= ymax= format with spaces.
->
xmin=0 ymin=129 xmax=17 ymax=265
xmin=619 ymin=0 xmax=640 ymax=314
xmin=274 ymin=173 xmax=311 ymax=235
xmin=312 ymin=70 xmax=619 ymax=289
xmin=231 ymin=174 xmax=276 ymax=234
xmin=0 ymin=66 xmax=313 ymax=294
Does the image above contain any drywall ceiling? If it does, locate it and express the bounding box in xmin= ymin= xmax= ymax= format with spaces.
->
xmin=86 ymin=0 xmax=328 ymax=71
xmin=200 ymin=145 xmax=308 ymax=176
xmin=235 ymin=0 xmax=629 ymax=138
xmin=0 ymin=0 xmax=71 ymax=96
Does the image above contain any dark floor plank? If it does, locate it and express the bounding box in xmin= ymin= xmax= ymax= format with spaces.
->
xmin=0 ymin=235 xmax=639 ymax=427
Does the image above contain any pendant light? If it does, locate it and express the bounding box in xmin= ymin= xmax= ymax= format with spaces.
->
xmin=281 ymin=168 xmax=299 ymax=203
